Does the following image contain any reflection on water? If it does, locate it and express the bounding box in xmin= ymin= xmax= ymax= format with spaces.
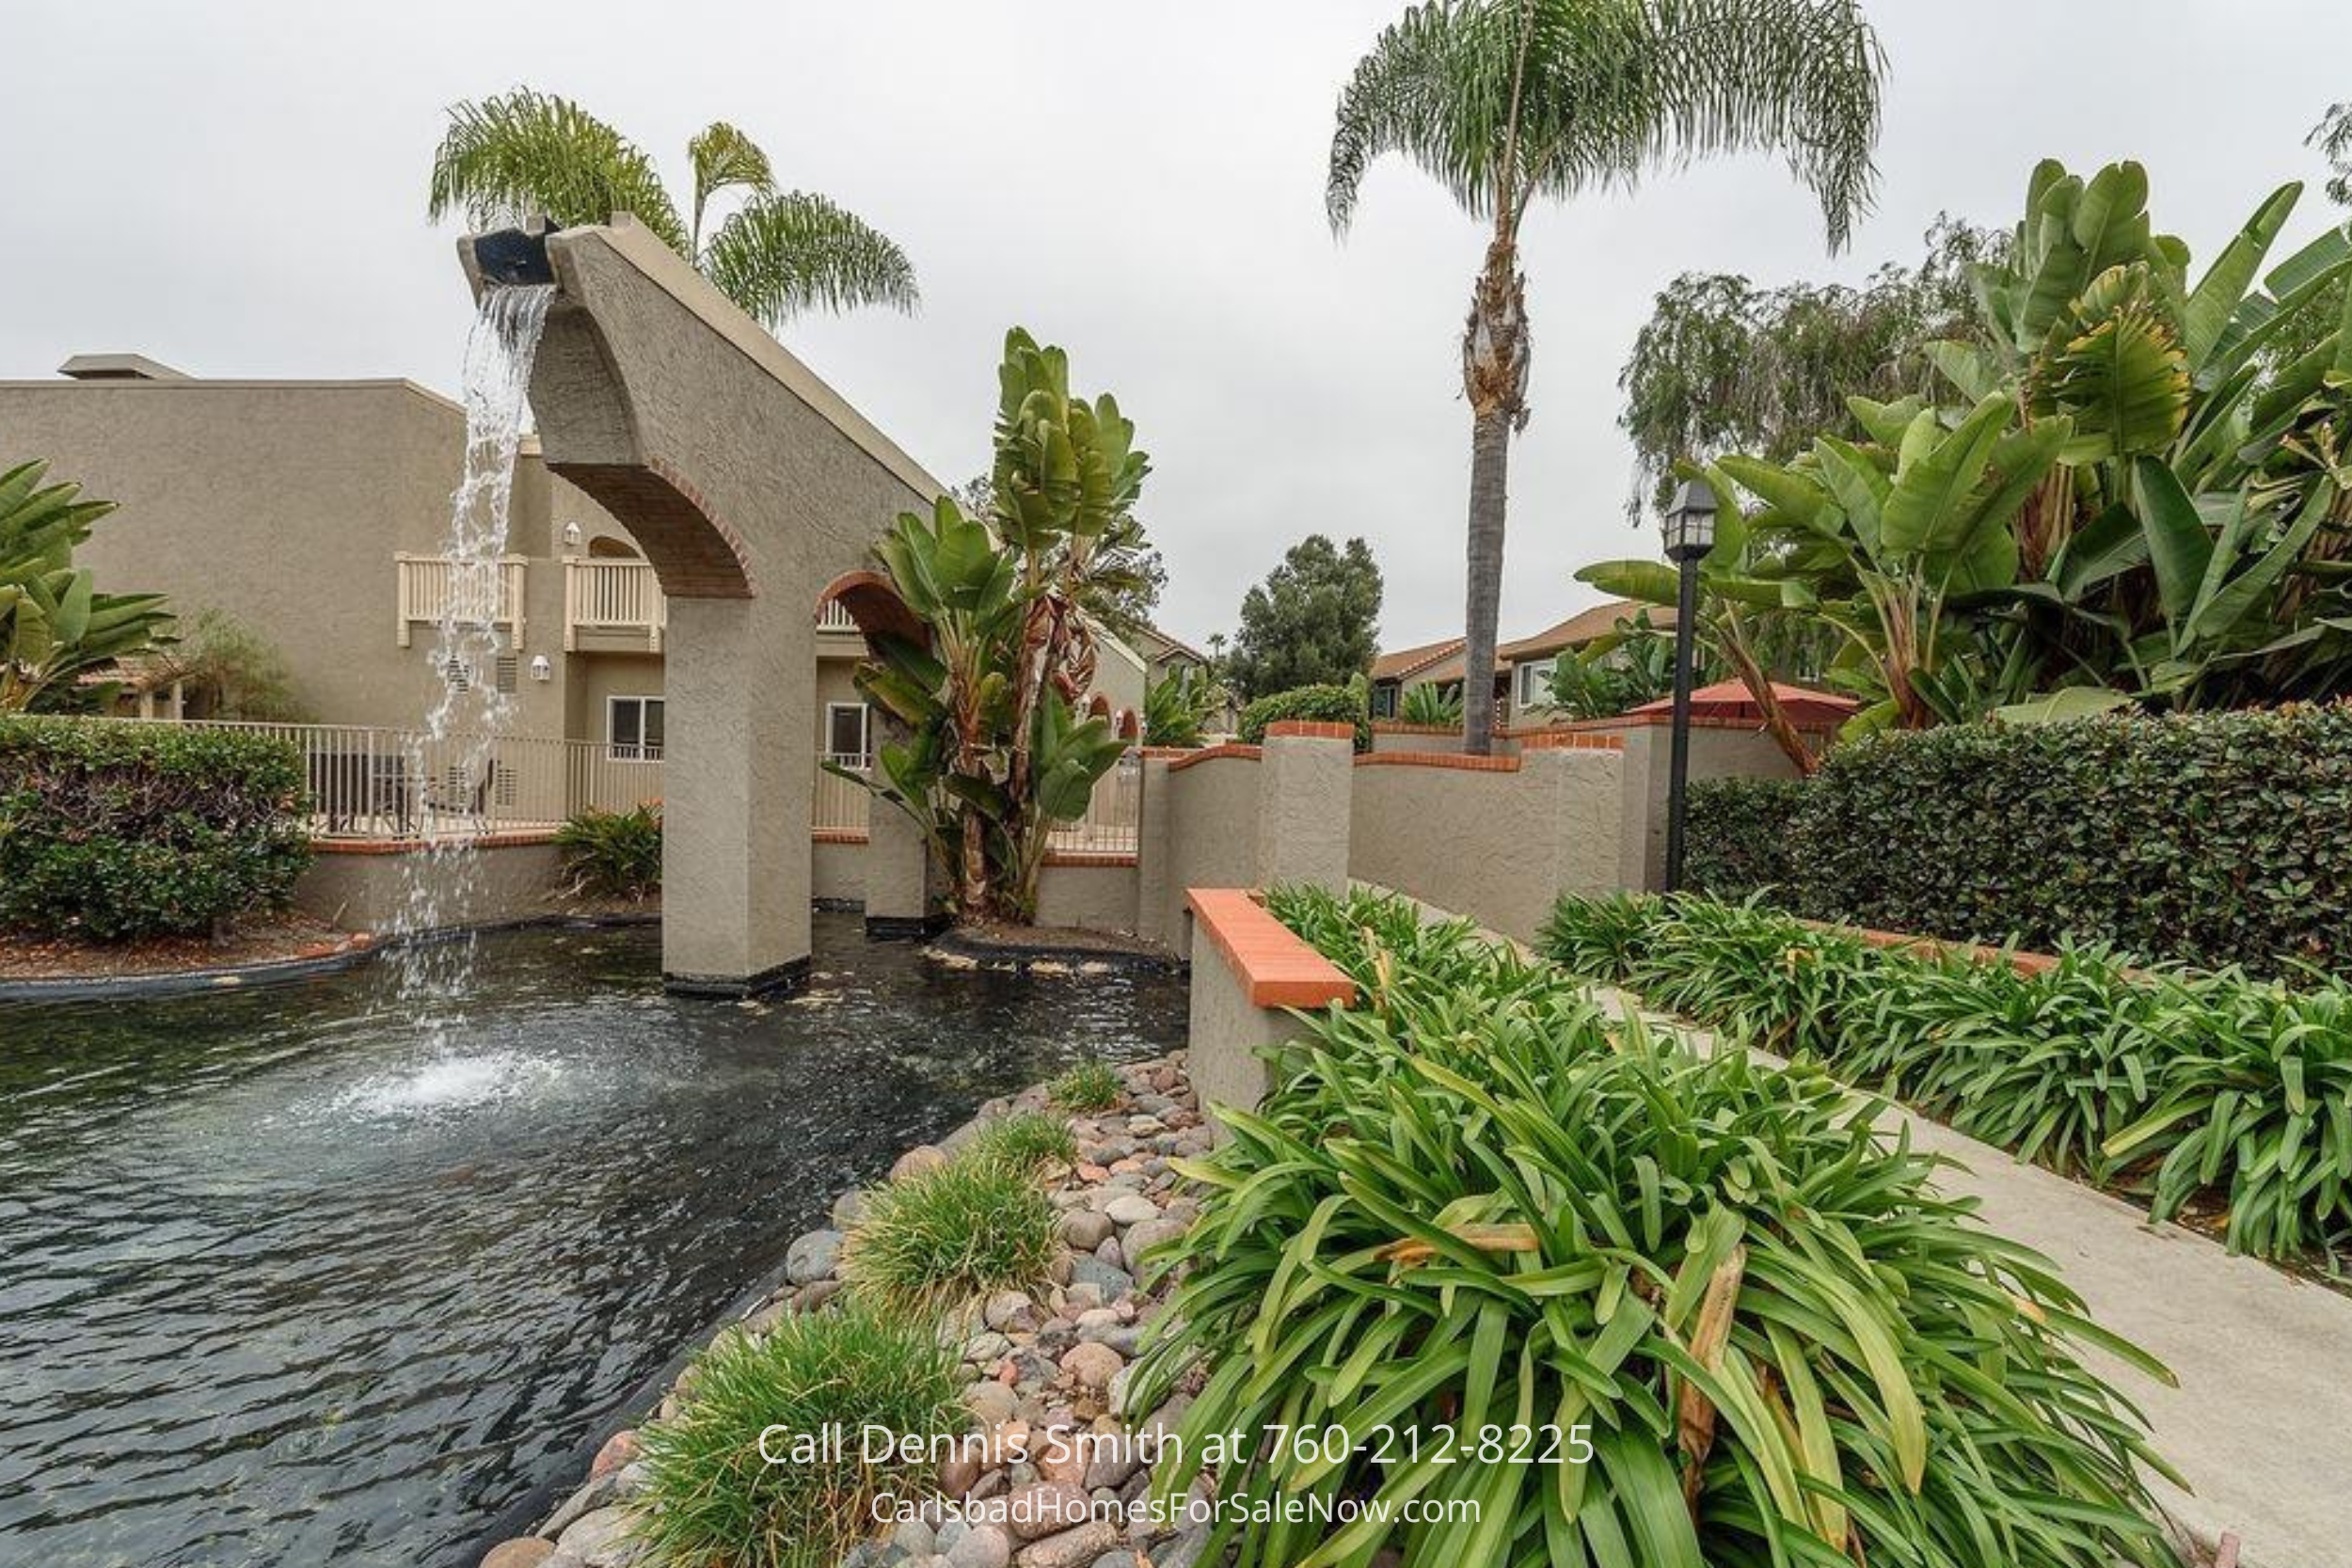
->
xmin=0 ymin=914 xmax=1186 ymax=1567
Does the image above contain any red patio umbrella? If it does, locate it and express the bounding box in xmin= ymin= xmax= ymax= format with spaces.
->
xmin=1628 ymin=679 xmax=1857 ymax=727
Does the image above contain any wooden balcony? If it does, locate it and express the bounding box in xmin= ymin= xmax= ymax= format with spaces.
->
xmin=564 ymin=557 xmax=667 ymax=651
xmin=395 ymin=555 xmax=527 ymax=648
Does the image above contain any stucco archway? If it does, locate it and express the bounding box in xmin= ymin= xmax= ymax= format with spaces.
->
xmin=465 ymin=219 xmax=944 ymax=994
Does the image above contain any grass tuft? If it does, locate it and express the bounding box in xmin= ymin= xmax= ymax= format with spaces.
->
xmin=843 ymin=1157 xmax=1058 ymax=1316
xmin=629 ymin=1300 xmax=966 ymax=1568
xmin=971 ymin=1110 xmax=1078 ymax=1174
xmin=1047 ymin=1060 xmax=1124 ymax=1114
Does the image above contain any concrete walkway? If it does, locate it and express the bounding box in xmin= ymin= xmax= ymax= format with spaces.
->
xmin=1614 ymin=992 xmax=2352 ymax=1568
xmin=1349 ymin=891 xmax=2349 ymax=1567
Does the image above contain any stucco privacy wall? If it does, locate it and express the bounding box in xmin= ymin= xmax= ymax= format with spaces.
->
xmin=1600 ymin=721 xmax=1812 ymax=890
xmin=481 ymin=219 xmax=942 ymax=993
xmin=295 ymin=840 xmax=564 ymax=930
xmin=1347 ymin=746 xmax=1624 ymax=943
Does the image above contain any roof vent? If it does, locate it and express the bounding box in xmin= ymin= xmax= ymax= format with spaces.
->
xmin=58 ymin=353 xmax=189 ymax=382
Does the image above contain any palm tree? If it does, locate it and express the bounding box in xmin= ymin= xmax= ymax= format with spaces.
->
xmin=428 ymin=88 xmax=917 ymax=328
xmin=1327 ymin=0 xmax=1885 ymax=752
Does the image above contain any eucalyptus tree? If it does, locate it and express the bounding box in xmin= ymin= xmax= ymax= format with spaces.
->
xmin=427 ymin=89 xmax=916 ymax=329
xmin=1327 ymin=0 xmax=1886 ymax=752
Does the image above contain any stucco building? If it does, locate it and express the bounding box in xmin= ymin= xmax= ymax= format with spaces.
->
xmin=0 ymin=353 xmax=1147 ymax=769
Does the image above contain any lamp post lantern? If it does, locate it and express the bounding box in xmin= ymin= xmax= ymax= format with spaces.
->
xmin=1660 ymin=481 xmax=1718 ymax=894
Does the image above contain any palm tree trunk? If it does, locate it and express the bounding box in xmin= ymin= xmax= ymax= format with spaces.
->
xmin=1462 ymin=410 xmax=1511 ymax=753
xmin=1460 ymin=236 xmax=1531 ymax=756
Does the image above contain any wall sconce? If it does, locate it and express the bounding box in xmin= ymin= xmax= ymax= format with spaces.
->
xmin=562 ymin=521 xmax=582 ymax=549
xmin=529 ymin=655 xmax=553 ymax=683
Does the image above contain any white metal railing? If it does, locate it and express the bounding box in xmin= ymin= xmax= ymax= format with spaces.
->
xmin=395 ymin=555 xmax=528 ymax=649
xmin=809 ymin=749 xmax=1138 ymax=852
xmin=565 ymin=558 xmax=667 ymax=650
xmin=1048 ymin=751 xmax=1141 ymax=854
xmin=814 ymin=751 xmax=872 ymax=836
xmin=91 ymin=718 xmax=659 ymax=841
xmin=818 ymin=599 xmax=859 ymax=633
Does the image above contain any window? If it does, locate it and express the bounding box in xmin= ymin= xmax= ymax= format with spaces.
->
xmin=825 ymin=702 xmax=869 ymax=765
xmin=1515 ymin=657 xmax=1556 ymax=709
xmin=609 ymin=695 xmax=665 ymax=760
xmin=1370 ymin=683 xmax=1398 ymax=719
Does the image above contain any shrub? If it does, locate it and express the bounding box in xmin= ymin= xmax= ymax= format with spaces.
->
xmin=1395 ymin=680 xmax=1461 ymax=728
xmin=0 ymin=717 xmax=311 ymax=940
xmin=1537 ymin=892 xmax=2352 ymax=1262
xmin=553 ymin=803 xmax=661 ymax=900
xmin=1047 ymin=1061 xmax=1124 ymax=1113
xmin=630 ymin=1301 xmax=967 ymax=1568
xmin=969 ymin=1110 xmax=1077 ymax=1173
xmin=1788 ymin=706 xmax=2352 ymax=975
xmin=1136 ymin=887 xmax=2179 ymax=1568
xmin=842 ymin=1156 xmax=1058 ymax=1316
xmin=1683 ymin=775 xmax=1804 ymax=899
xmin=1236 ymin=675 xmax=1372 ymax=752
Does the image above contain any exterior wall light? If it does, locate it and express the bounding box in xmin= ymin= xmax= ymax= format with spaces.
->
xmin=529 ymin=655 xmax=553 ymax=683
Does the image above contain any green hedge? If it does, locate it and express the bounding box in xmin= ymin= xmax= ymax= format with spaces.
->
xmin=1684 ymin=775 xmax=1804 ymax=898
xmin=0 ymin=718 xmax=312 ymax=940
xmin=1235 ymin=675 xmax=1372 ymax=752
xmin=1787 ymin=707 xmax=2352 ymax=974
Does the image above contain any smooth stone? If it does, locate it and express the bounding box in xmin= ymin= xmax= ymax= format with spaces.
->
xmin=1068 ymin=1258 xmax=1133 ymax=1299
xmin=1058 ymin=1210 xmax=1115 ymax=1251
xmin=966 ymin=1381 xmax=1022 ymax=1426
xmin=536 ymin=1471 xmax=619 ymax=1538
xmin=832 ymin=1187 xmax=871 ymax=1227
xmin=589 ymin=1429 xmax=639 ymax=1479
xmin=480 ymin=1541 xmax=555 ymax=1568
xmin=984 ymin=1291 xmax=1039 ymax=1332
xmin=1120 ymin=1215 xmax=1187 ymax=1268
xmin=800 ymin=1277 xmax=843 ymax=1312
xmin=893 ymin=1518 xmax=939 ymax=1558
xmin=1005 ymin=1481 xmax=1092 ymax=1542
xmin=892 ymin=1145 xmax=951 ymax=1181
xmin=785 ymin=1229 xmax=844 ymax=1286
xmin=937 ymin=1517 xmax=970 ymax=1551
xmin=1016 ymin=1520 xmax=1119 ymax=1568
xmin=946 ymin=1524 xmax=1013 ymax=1568
xmin=552 ymin=1505 xmax=633 ymax=1563
xmin=1060 ymin=1341 xmax=1122 ymax=1391
xmin=1092 ymin=1238 xmax=1125 ymax=1270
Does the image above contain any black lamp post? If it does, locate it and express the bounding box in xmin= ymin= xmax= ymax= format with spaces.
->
xmin=1660 ymin=481 xmax=1718 ymax=894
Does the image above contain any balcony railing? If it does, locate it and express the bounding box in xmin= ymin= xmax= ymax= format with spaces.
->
xmin=395 ymin=555 xmax=527 ymax=648
xmin=1048 ymin=752 xmax=1141 ymax=854
xmin=564 ymin=558 xmax=667 ymax=650
xmin=814 ymin=752 xmax=872 ymax=836
xmin=818 ymin=599 xmax=859 ymax=633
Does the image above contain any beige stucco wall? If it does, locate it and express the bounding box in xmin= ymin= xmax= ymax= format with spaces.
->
xmin=1036 ymin=862 xmax=1140 ymax=934
xmin=1185 ymin=927 xmax=1320 ymax=1135
xmin=812 ymin=838 xmax=866 ymax=905
xmin=1347 ymin=749 xmax=1624 ymax=943
xmin=1144 ymin=754 xmax=1262 ymax=954
xmin=294 ymin=840 xmax=564 ymax=930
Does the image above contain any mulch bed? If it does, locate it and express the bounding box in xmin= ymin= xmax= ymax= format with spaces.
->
xmin=0 ymin=915 xmax=371 ymax=981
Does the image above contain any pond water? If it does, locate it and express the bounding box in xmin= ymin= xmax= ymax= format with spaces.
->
xmin=0 ymin=915 xmax=1187 ymax=1567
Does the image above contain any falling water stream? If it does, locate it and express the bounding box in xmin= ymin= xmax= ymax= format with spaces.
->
xmin=395 ymin=282 xmax=556 ymax=1014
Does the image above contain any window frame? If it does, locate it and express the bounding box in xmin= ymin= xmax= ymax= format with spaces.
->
xmin=825 ymin=701 xmax=870 ymax=766
xmin=608 ymin=694 xmax=666 ymax=761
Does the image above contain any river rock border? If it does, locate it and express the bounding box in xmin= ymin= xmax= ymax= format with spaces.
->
xmin=482 ymin=1052 xmax=1213 ymax=1568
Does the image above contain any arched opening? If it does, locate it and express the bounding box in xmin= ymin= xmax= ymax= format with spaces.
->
xmin=587 ymin=533 xmax=642 ymax=560
xmin=1118 ymin=708 xmax=1139 ymax=742
xmin=1088 ymin=693 xmax=1112 ymax=721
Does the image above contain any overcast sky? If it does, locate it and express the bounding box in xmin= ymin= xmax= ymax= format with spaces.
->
xmin=8 ymin=1 xmax=2350 ymax=650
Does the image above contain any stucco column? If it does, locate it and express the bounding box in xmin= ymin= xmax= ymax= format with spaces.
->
xmin=1520 ymin=739 xmax=1627 ymax=901
xmin=863 ymin=715 xmax=940 ymax=937
xmin=1134 ymin=752 xmax=1178 ymax=948
xmin=661 ymin=595 xmax=810 ymax=993
xmin=1254 ymin=721 xmax=1354 ymax=894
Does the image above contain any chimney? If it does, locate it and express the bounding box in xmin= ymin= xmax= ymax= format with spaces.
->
xmin=57 ymin=353 xmax=189 ymax=382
